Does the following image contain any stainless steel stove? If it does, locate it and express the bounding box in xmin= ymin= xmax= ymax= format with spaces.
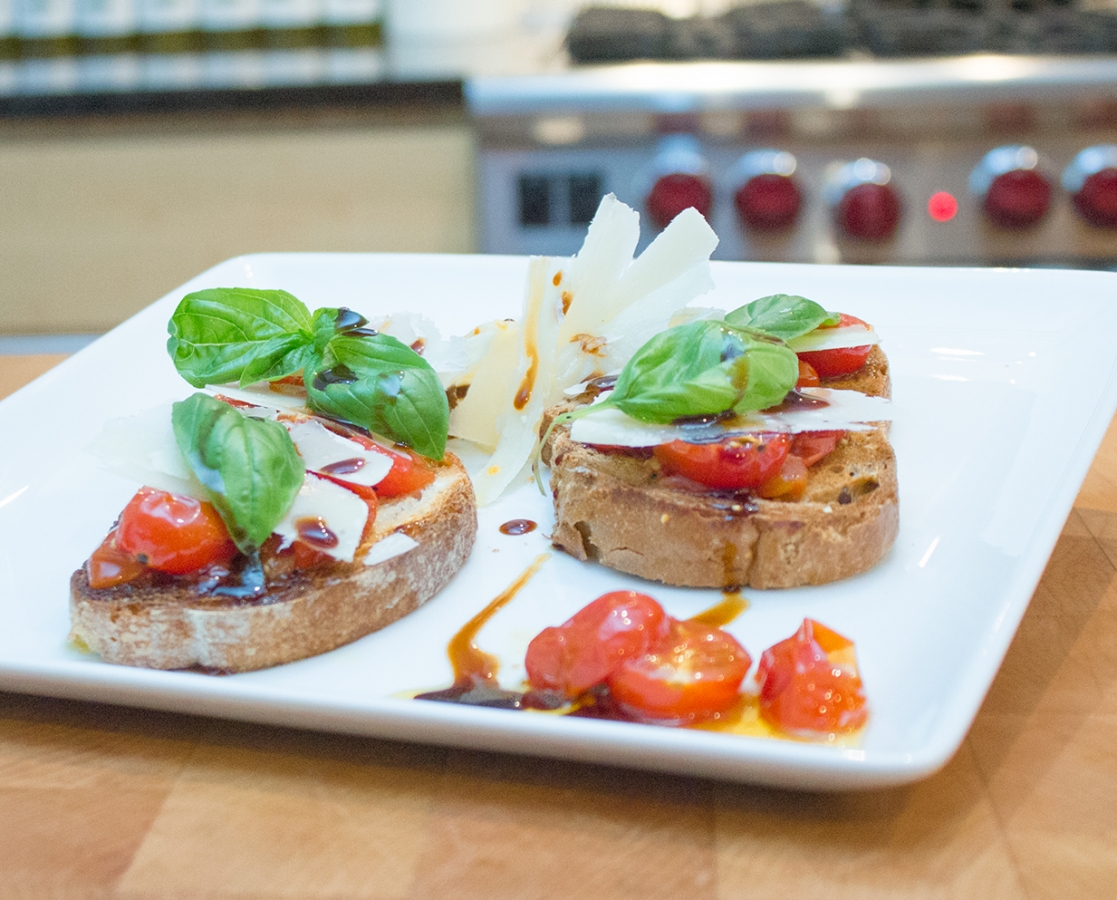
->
xmin=469 ymin=5 xmax=1117 ymax=267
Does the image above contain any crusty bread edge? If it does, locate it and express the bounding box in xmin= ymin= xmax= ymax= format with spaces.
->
xmin=69 ymin=453 xmax=477 ymax=672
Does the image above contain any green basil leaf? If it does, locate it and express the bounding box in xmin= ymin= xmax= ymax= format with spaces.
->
xmin=167 ymin=287 xmax=315 ymax=387
xmin=305 ymin=332 xmax=449 ymax=461
xmin=607 ymin=320 xmax=798 ymax=424
xmin=172 ymin=393 xmax=304 ymax=554
xmin=724 ymin=294 xmax=841 ymax=341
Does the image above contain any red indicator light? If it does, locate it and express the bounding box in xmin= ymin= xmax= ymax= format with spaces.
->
xmin=928 ymin=191 xmax=958 ymax=222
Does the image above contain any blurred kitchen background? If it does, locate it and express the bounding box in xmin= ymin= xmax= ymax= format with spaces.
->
xmin=4 ymin=0 xmax=1117 ymax=348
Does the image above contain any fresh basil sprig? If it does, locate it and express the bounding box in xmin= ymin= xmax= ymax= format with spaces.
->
xmin=607 ymin=319 xmax=797 ymax=423
xmin=724 ymin=294 xmax=841 ymax=342
xmin=305 ymin=330 xmax=449 ymax=462
xmin=167 ymin=288 xmax=448 ymax=460
xmin=171 ymin=393 xmax=304 ymax=554
xmin=168 ymin=288 xmax=316 ymax=388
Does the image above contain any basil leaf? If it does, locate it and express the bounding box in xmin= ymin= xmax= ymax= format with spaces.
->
xmin=607 ymin=320 xmax=798 ymax=424
xmin=305 ymin=332 xmax=449 ymax=461
xmin=167 ymin=288 xmax=315 ymax=388
xmin=724 ymin=294 xmax=841 ymax=341
xmin=172 ymin=393 xmax=304 ymax=554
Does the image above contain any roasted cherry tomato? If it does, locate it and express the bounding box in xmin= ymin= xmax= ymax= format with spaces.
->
xmin=86 ymin=529 xmax=146 ymax=589
xmin=758 ymin=454 xmax=807 ymax=501
xmin=795 ymin=359 xmax=820 ymax=388
xmin=796 ymin=314 xmax=873 ymax=379
xmin=653 ymin=433 xmax=789 ymax=490
xmin=115 ymin=487 xmax=237 ymax=575
xmin=789 ymin=430 xmax=845 ymax=468
xmin=608 ymin=618 xmax=752 ymax=724
xmin=756 ymin=618 xmax=868 ymax=735
xmin=526 ymin=591 xmax=669 ymax=696
xmin=340 ymin=430 xmax=436 ymax=498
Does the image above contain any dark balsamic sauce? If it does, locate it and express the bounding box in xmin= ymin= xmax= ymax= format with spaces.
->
xmin=764 ymin=390 xmax=829 ymax=415
xmin=313 ymin=364 xmax=358 ymax=390
xmin=321 ymin=457 xmax=365 ymax=476
xmin=414 ymin=554 xmax=550 ymax=709
xmin=498 ymin=519 xmax=537 ymax=536
xmin=295 ymin=517 xmax=339 ymax=550
xmin=335 ymin=307 xmax=369 ymax=332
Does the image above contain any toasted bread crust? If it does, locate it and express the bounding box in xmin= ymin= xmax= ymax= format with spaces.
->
xmin=69 ymin=453 xmax=477 ymax=671
xmin=545 ymin=346 xmax=897 ymax=589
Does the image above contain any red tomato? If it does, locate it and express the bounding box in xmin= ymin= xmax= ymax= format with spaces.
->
xmin=339 ymin=429 xmax=436 ymax=498
xmin=525 ymin=591 xmax=669 ymax=696
xmin=795 ymin=359 xmax=820 ymax=388
xmin=608 ymin=618 xmax=752 ymax=724
xmin=756 ymin=618 xmax=868 ymax=735
xmin=788 ymin=430 xmax=845 ymax=467
xmin=87 ymin=529 xmax=146 ymax=589
xmin=116 ymin=487 xmax=238 ymax=575
xmin=797 ymin=314 xmax=873 ymax=379
xmin=653 ymin=433 xmax=789 ymax=490
xmin=758 ymin=454 xmax=807 ymax=501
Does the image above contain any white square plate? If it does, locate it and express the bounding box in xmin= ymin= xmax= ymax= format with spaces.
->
xmin=3 ymin=253 xmax=1116 ymax=790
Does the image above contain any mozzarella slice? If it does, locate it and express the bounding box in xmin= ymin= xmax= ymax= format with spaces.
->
xmin=787 ymin=325 xmax=881 ymax=353
xmin=364 ymin=531 xmax=419 ymax=566
xmin=283 ymin=418 xmax=393 ymax=488
xmin=568 ymin=388 xmax=893 ymax=448
xmin=273 ymin=472 xmax=370 ymax=563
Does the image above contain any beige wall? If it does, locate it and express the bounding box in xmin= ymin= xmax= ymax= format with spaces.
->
xmin=0 ymin=110 xmax=476 ymax=335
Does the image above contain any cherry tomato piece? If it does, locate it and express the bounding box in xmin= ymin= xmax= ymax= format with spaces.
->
xmin=797 ymin=314 xmax=873 ymax=379
xmin=339 ymin=429 xmax=436 ymax=498
xmin=758 ymin=454 xmax=808 ymax=501
xmin=87 ymin=529 xmax=146 ymax=589
xmin=525 ymin=591 xmax=669 ymax=697
xmin=608 ymin=618 xmax=752 ymax=724
xmin=788 ymin=430 xmax=845 ymax=467
xmin=795 ymin=359 xmax=820 ymax=388
xmin=653 ymin=433 xmax=790 ymax=490
xmin=757 ymin=618 xmax=868 ymax=735
xmin=116 ymin=487 xmax=238 ymax=575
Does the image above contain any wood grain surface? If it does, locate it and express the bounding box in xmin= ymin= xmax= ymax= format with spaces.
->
xmin=2 ymin=356 xmax=1115 ymax=899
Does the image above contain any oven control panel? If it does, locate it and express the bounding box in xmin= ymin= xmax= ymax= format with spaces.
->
xmin=477 ymin=133 xmax=1117 ymax=266
xmin=470 ymin=57 xmax=1117 ymax=267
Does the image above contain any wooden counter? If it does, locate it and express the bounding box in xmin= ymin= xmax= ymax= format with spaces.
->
xmin=2 ymin=356 xmax=1115 ymax=899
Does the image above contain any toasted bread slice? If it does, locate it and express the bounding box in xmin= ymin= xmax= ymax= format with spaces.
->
xmin=543 ymin=347 xmax=897 ymax=589
xmin=69 ymin=453 xmax=477 ymax=672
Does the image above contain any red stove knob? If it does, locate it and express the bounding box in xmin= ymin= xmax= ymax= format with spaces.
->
xmin=1064 ymin=146 xmax=1117 ymax=228
xmin=839 ymin=183 xmax=901 ymax=241
xmin=647 ymin=172 xmax=712 ymax=230
xmin=827 ymin=159 xmax=901 ymax=242
xmin=971 ymin=146 xmax=1051 ymax=229
xmin=732 ymin=150 xmax=802 ymax=230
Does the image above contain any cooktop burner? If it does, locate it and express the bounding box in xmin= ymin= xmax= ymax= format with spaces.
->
xmin=565 ymin=1 xmax=1117 ymax=62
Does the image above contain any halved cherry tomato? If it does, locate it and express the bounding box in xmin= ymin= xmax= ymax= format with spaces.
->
xmin=338 ymin=429 xmax=436 ymax=498
xmin=608 ymin=617 xmax=752 ymax=724
xmin=796 ymin=313 xmax=873 ymax=379
xmin=795 ymin=359 xmax=820 ymax=388
xmin=758 ymin=454 xmax=808 ymax=501
xmin=115 ymin=487 xmax=238 ymax=575
xmin=525 ymin=591 xmax=669 ymax=696
xmin=87 ymin=529 xmax=146 ymax=589
xmin=653 ymin=433 xmax=789 ymax=490
xmin=789 ymin=430 xmax=845 ymax=467
xmin=756 ymin=618 xmax=868 ymax=735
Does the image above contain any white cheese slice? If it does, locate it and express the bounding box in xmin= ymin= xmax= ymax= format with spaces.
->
xmin=204 ymin=383 xmax=313 ymax=415
xmin=364 ymin=531 xmax=419 ymax=566
xmin=787 ymin=324 xmax=881 ymax=353
xmin=283 ymin=418 xmax=393 ymax=488
xmin=273 ymin=472 xmax=370 ymax=563
xmin=568 ymin=388 xmax=893 ymax=448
